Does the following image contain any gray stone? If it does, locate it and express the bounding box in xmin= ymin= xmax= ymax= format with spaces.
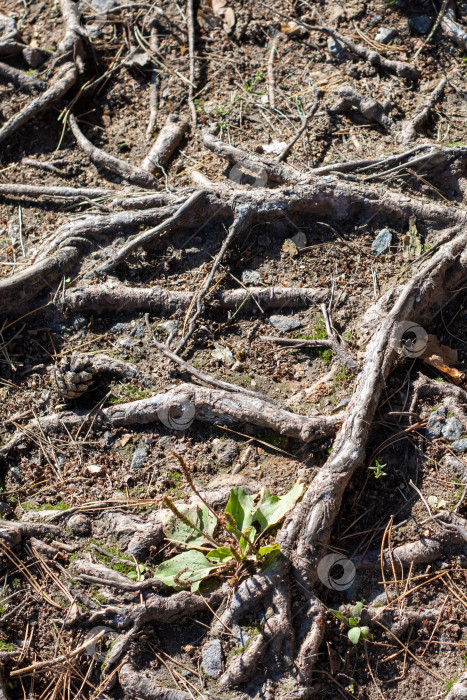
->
xmin=451 ymin=438 xmax=467 ymax=454
xmin=327 ymin=36 xmax=345 ymax=59
xmin=212 ymin=438 xmax=239 ymax=466
xmin=202 ymin=639 xmax=223 ymax=679
xmin=109 ymin=322 xmax=132 ymax=334
xmin=232 ymin=625 xmax=251 ymax=648
xmin=370 ymin=14 xmax=382 ymax=25
xmin=92 ymin=0 xmax=117 ymax=10
xmin=22 ymin=47 xmax=47 ymax=68
xmin=159 ymin=436 xmax=172 ymax=446
xmin=104 ymin=431 xmax=114 ymax=448
xmin=291 ymin=231 xmax=307 ymax=249
xmin=73 ymin=315 xmax=87 ymax=330
xmin=241 ymin=269 xmax=262 ymax=285
xmin=409 ymin=14 xmax=432 ymax=35
xmin=371 ymin=228 xmax=392 ymax=255
xmin=442 ymin=417 xmax=464 ymax=441
xmin=425 ymin=406 xmax=447 ymax=440
xmin=130 ymin=443 xmax=149 ymax=470
xmin=269 ymin=315 xmax=302 ymax=332
xmin=68 ymin=513 xmax=92 ymax=535
xmin=374 ymin=27 xmax=398 ymax=43
xmin=0 ymin=501 xmax=13 ymax=517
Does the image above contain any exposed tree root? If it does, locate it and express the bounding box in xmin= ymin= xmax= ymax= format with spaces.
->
xmin=64 ymin=281 xmax=330 ymax=315
xmin=0 ymin=63 xmax=78 ymax=147
xmin=0 ymin=61 xmax=46 ymax=93
xmin=141 ymin=113 xmax=189 ymax=173
xmin=69 ymin=114 xmax=160 ymax=190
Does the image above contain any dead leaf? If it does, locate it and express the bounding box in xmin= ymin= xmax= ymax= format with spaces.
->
xmin=116 ymin=433 xmax=132 ymax=447
xmin=421 ymin=334 xmax=458 ymax=365
xmin=423 ymin=354 xmax=465 ymax=385
xmin=282 ymin=238 xmax=299 ymax=257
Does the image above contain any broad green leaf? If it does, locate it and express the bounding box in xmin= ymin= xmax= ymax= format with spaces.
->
xmin=360 ymin=626 xmax=370 ymax=640
xmin=349 ymin=618 xmax=358 ymax=627
xmin=225 ymin=488 xmax=257 ymax=555
xmin=154 ymin=550 xmax=221 ymax=590
xmin=127 ymin=570 xmax=137 ymax=579
xmin=207 ymin=547 xmax=235 ymax=564
xmin=253 ymin=483 xmax=305 ymax=535
xmin=258 ymin=543 xmax=280 ymax=557
xmin=162 ymin=502 xmax=217 ymax=549
xmin=348 ymin=627 xmax=361 ymax=645
xmin=352 ymin=601 xmax=363 ymax=619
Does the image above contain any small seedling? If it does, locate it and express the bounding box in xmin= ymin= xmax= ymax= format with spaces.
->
xmin=330 ymin=602 xmax=371 ymax=645
xmin=369 ymin=459 xmax=387 ymax=479
xmin=427 ymin=495 xmax=447 ymax=511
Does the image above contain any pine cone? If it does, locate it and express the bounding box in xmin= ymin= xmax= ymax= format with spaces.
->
xmin=51 ymin=354 xmax=99 ymax=400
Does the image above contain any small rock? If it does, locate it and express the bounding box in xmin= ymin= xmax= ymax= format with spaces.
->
xmin=104 ymin=431 xmax=114 ymax=448
xmin=202 ymin=639 xmax=223 ymax=679
xmin=212 ymin=438 xmax=239 ymax=466
xmin=86 ymin=464 xmax=102 ymax=475
xmin=231 ymin=360 xmax=244 ymax=372
xmin=241 ymin=270 xmax=262 ymax=285
xmin=269 ymin=315 xmax=302 ymax=332
xmin=371 ymin=228 xmax=392 ymax=255
xmin=68 ymin=513 xmax=92 ymax=535
xmin=370 ymin=14 xmax=382 ymax=25
xmin=291 ymin=231 xmax=307 ymax=249
xmin=262 ymin=140 xmax=287 ymax=155
xmin=109 ymin=322 xmax=132 ymax=334
xmin=73 ymin=315 xmax=87 ymax=330
xmin=425 ymin=406 xmax=447 ymax=440
xmin=159 ymin=436 xmax=172 ymax=446
xmin=257 ymin=234 xmax=271 ymax=247
xmin=409 ymin=14 xmax=432 ymax=35
xmin=22 ymin=47 xmax=47 ymax=68
xmin=92 ymin=0 xmax=117 ymax=10
xmin=130 ymin=443 xmax=149 ymax=470
xmin=327 ymin=36 xmax=345 ymax=59
xmin=232 ymin=625 xmax=251 ymax=647
xmin=374 ymin=27 xmax=398 ymax=43
xmin=118 ymin=336 xmax=136 ymax=348
xmin=451 ymin=438 xmax=467 ymax=454
xmin=442 ymin=417 xmax=464 ymax=441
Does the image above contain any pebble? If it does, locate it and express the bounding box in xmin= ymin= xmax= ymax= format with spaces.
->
xmin=291 ymin=231 xmax=307 ymax=249
xmin=269 ymin=315 xmax=302 ymax=332
xmin=68 ymin=513 xmax=92 ymax=535
xmin=86 ymin=464 xmax=102 ymax=475
xmin=327 ymin=36 xmax=345 ymax=59
xmin=425 ymin=406 xmax=446 ymax=440
xmin=130 ymin=443 xmax=150 ymax=470
xmin=451 ymin=438 xmax=467 ymax=454
xmin=370 ymin=15 xmax=382 ymax=25
xmin=104 ymin=431 xmax=114 ymax=448
xmin=241 ymin=270 xmax=262 ymax=285
xmin=409 ymin=14 xmax=432 ymax=34
xmin=442 ymin=417 xmax=464 ymax=441
xmin=371 ymin=228 xmax=392 ymax=255
xmin=23 ymin=47 xmax=47 ymax=68
xmin=212 ymin=438 xmax=239 ymax=466
xmin=201 ymin=639 xmax=223 ymax=679
xmin=232 ymin=360 xmax=244 ymax=372
xmin=374 ymin=27 xmax=398 ymax=43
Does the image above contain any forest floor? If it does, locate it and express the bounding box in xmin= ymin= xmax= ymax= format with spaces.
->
xmin=0 ymin=0 xmax=467 ymax=698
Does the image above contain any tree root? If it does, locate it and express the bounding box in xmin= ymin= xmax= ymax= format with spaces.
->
xmin=0 ymin=63 xmax=78 ymax=147
xmin=0 ymin=61 xmax=46 ymax=93
xmin=0 ymin=183 xmax=116 ymax=201
xmin=119 ymin=662 xmax=193 ymax=700
xmin=331 ymin=85 xmax=394 ymax=132
xmin=141 ymin=113 xmax=189 ymax=173
xmin=400 ymin=78 xmax=447 ymax=144
xmin=63 ymin=281 xmax=330 ymax=315
xmin=0 ymin=382 xmax=343 ymax=458
xmin=442 ymin=0 xmax=467 ymax=51
xmin=69 ymin=114 xmax=159 ymax=190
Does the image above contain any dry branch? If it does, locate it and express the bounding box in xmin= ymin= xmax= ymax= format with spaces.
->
xmin=58 ymin=0 xmax=86 ymax=70
xmin=442 ymin=0 xmax=467 ymax=50
xmin=0 ymin=183 xmax=115 ymax=201
xmin=0 ymin=63 xmax=78 ymax=147
xmin=332 ymin=85 xmax=394 ymax=131
xmin=69 ymin=114 xmax=159 ymax=190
